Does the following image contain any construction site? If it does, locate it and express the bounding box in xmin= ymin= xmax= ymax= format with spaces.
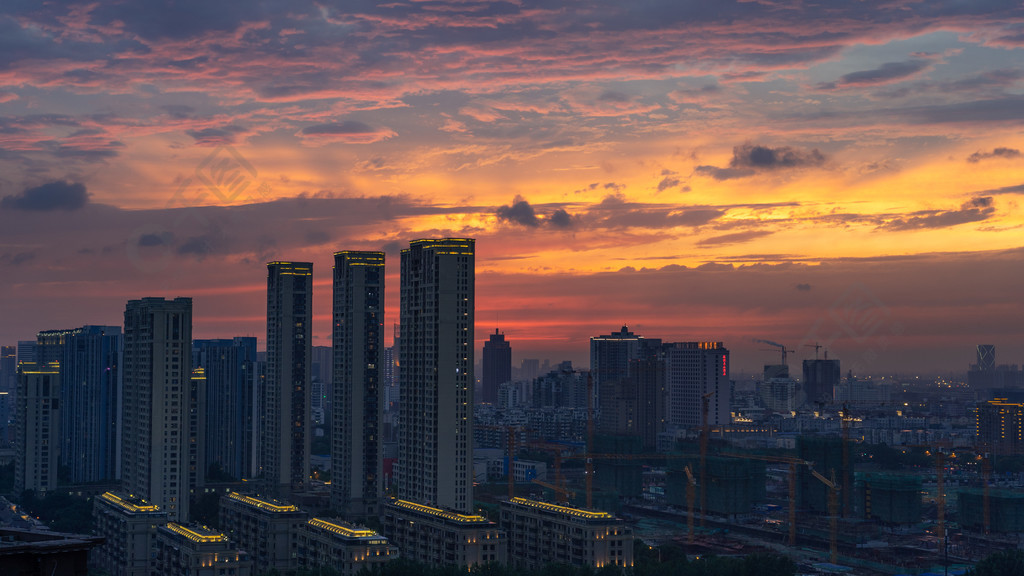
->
xmin=478 ymin=420 xmax=1022 ymax=576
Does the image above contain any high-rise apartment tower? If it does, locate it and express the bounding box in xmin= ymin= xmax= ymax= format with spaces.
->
xmin=264 ymin=262 xmax=313 ymax=497
xmin=332 ymin=250 xmax=385 ymax=518
xmin=398 ymin=238 xmax=475 ymax=513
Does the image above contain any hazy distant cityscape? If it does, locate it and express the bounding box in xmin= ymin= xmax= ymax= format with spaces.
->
xmin=0 ymin=237 xmax=1022 ymax=575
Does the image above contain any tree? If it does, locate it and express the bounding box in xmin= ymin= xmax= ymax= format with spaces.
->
xmin=968 ymin=549 xmax=1024 ymax=576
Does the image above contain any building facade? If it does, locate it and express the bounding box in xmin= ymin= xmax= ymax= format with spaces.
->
xmin=802 ymin=358 xmax=840 ymax=406
xmin=219 ymin=492 xmax=308 ymax=575
xmin=153 ymin=523 xmax=252 ymax=576
xmin=264 ymin=262 xmax=313 ymax=497
xmin=976 ymin=399 xmax=1024 ymax=455
xmin=299 ymin=517 xmax=397 ymax=576
xmin=398 ymin=239 xmax=475 ymax=513
xmin=14 ymin=362 xmax=60 ymax=495
xmin=332 ymin=251 xmax=385 ymax=518
xmin=482 ymin=329 xmax=511 ymax=405
xmin=122 ymin=297 xmax=194 ymax=522
xmin=664 ymin=341 xmax=731 ymax=430
xmin=193 ymin=338 xmax=258 ymax=481
xmin=500 ymin=497 xmax=632 ymax=571
xmin=92 ymin=491 xmax=167 ymax=576
xmin=382 ymin=499 xmax=503 ymax=568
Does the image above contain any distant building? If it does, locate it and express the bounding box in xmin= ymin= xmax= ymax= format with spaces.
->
xmin=664 ymin=342 xmax=730 ymax=429
xmin=482 ymin=330 xmax=512 ymax=405
xmin=16 ymin=340 xmax=37 ymax=364
xmin=500 ymin=497 xmax=632 ymax=571
xmin=311 ymin=345 xmax=331 ymax=426
xmin=219 ymin=492 xmax=308 ymax=576
xmin=122 ymin=297 xmax=194 ymax=522
xmin=264 ymin=262 xmax=313 ymax=498
xmin=834 ymin=377 xmax=891 ymax=407
xmin=332 ymin=251 xmax=385 ymax=519
xmin=761 ymin=377 xmax=800 ymax=413
xmin=591 ymin=326 xmax=660 ymax=422
xmin=0 ymin=345 xmax=16 ymax=444
xmin=532 ymin=362 xmax=587 ymax=410
xmin=397 ymin=239 xmax=475 ymax=513
xmin=92 ymin=491 xmax=167 ymax=576
xmin=14 ymin=362 xmax=60 ymax=495
xmin=193 ymin=338 xmax=258 ymax=481
xmin=976 ymin=399 xmax=1024 ymax=455
xmin=382 ymin=499 xmax=504 ymax=568
xmin=803 ymin=358 xmax=840 ymax=405
xmin=968 ymin=345 xmax=1024 ymax=391
xmin=299 ymin=517 xmax=397 ymax=576
xmin=153 ymin=523 xmax=252 ymax=576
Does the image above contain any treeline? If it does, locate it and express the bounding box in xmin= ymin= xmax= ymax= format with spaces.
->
xmin=349 ymin=552 xmax=796 ymax=576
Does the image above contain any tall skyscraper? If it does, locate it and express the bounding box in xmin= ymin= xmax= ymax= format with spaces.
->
xmin=264 ymin=262 xmax=313 ymax=496
xmin=332 ymin=250 xmax=385 ymax=518
xmin=14 ymin=362 xmax=60 ymax=495
xmin=122 ymin=297 xmax=194 ymax=522
xmin=590 ymin=326 xmax=660 ymax=431
xmin=398 ymin=238 xmax=475 ymax=513
xmin=481 ymin=329 xmax=511 ymax=405
xmin=37 ymin=325 xmax=123 ymax=484
xmin=193 ymin=338 xmax=258 ymax=481
xmin=664 ymin=341 xmax=731 ymax=430
xmin=803 ymin=357 xmax=840 ymax=405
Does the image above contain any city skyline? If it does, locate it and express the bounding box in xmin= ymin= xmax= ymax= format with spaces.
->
xmin=1 ymin=3 xmax=1024 ymax=373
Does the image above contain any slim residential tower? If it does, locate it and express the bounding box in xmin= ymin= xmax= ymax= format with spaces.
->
xmin=332 ymin=250 xmax=385 ymax=518
xmin=398 ymin=238 xmax=475 ymax=513
xmin=122 ymin=297 xmax=193 ymax=522
xmin=264 ymin=262 xmax=313 ymax=497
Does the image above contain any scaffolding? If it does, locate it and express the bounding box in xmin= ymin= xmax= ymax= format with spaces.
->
xmin=958 ymin=488 xmax=1024 ymax=533
xmin=856 ymin=473 xmax=922 ymax=525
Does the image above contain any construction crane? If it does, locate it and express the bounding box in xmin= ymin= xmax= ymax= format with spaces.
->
xmin=531 ymin=478 xmax=575 ymax=504
xmin=556 ymin=451 xmax=699 ymax=510
xmin=700 ymin=391 xmax=715 ymax=527
xmin=721 ymin=452 xmax=811 ymax=547
xmin=683 ymin=465 xmax=697 ymax=544
xmin=839 ymin=404 xmax=853 ymax=517
xmin=804 ymin=342 xmax=824 ymax=360
xmin=753 ymin=338 xmax=795 ymax=366
xmin=810 ymin=467 xmax=840 ymax=565
xmin=982 ymin=455 xmax=992 ymax=534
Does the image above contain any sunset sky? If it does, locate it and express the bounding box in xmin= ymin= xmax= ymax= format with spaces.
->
xmin=1 ymin=1 xmax=1023 ymax=374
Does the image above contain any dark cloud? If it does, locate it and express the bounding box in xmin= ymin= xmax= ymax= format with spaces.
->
xmin=694 ymin=165 xmax=755 ymax=181
xmin=301 ymin=121 xmax=378 ymax=136
xmin=796 ymin=283 xmax=812 ymax=291
xmin=696 ymin=230 xmax=774 ymax=246
xmin=657 ymin=176 xmax=680 ymax=191
xmin=598 ymin=90 xmax=630 ymax=102
xmin=138 ymin=233 xmax=171 ymax=247
xmin=496 ymin=196 xmax=540 ymax=227
xmin=186 ymin=125 xmax=247 ymax=146
xmin=819 ymin=59 xmax=931 ymax=90
xmin=730 ymin=143 xmax=826 ymax=169
xmin=880 ymin=196 xmax=996 ymax=231
xmin=976 ymin=183 xmax=1024 ymax=195
xmin=178 ymin=234 xmax=218 ymax=256
xmin=1 ymin=181 xmax=89 ymax=211
xmin=694 ymin=143 xmax=825 ymax=180
xmin=549 ymin=208 xmax=574 ymax=229
xmin=0 ymin=251 xmax=35 ymax=266
xmin=967 ymin=147 xmax=1021 ymax=163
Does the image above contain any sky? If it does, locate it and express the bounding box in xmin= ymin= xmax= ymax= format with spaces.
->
xmin=1 ymin=0 xmax=1023 ymax=375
